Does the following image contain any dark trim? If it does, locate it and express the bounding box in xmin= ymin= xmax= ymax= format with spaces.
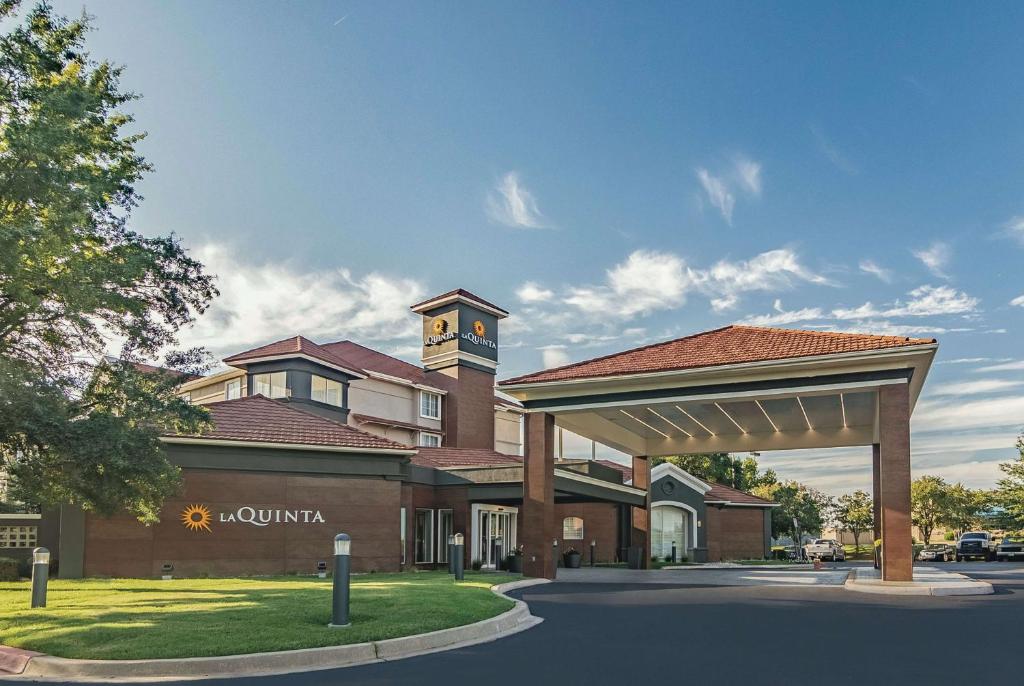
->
xmin=167 ymin=444 xmax=410 ymax=478
xmin=520 ymin=368 xmax=914 ymax=411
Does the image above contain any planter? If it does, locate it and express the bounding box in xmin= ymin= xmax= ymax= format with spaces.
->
xmin=563 ymin=551 xmax=582 ymax=569
xmin=506 ymin=555 xmax=523 ymax=574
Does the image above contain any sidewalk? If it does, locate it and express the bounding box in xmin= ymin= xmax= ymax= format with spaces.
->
xmin=845 ymin=566 xmax=994 ymax=596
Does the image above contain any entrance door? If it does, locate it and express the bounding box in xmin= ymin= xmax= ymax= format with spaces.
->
xmin=472 ymin=505 xmax=518 ymax=568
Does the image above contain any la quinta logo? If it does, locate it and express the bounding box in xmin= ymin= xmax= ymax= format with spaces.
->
xmin=181 ymin=504 xmax=213 ymax=532
xmin=180 ymin=503 xmax=327 ymax=532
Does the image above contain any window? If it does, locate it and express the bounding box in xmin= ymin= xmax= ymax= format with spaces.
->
xmin=400 ymin=507 xmax=407 ymax=565
xmin=562 ymin=516 xmax=584 ymax=540
xmin=225 ymin=379 xmax=241 ymax=400
xmin=311 ymin=375 xmax=343 ymax=406
xmin=420 ymin=391 xmax=441 ymax=419
xmin=414 ymin=509 xmax=434 ymax=563
xmin=418 ymin=432 xmax=441 ymax=447
xmin=0 ymin=526 xmax=37 ymax=549
xmin=651 ymin=506 xmax=687 ymax=560
xmin=253 ymin=372 xmax=287 ymax=398
xmin=437 ymin=509 xmax=453 ymax=563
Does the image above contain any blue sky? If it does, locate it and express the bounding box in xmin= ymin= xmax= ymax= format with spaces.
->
xmin=38 ymin=1 xmax=1024 ymax=493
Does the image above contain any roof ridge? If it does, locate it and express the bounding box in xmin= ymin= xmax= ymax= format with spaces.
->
xmin=500 ymin=325 xmax=736 ymax=385
xmin=730 ymin=324 xmax=935 ymax=344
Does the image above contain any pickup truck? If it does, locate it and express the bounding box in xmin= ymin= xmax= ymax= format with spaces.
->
xmin=955 ymin=531 xmax=997 ymax=561
xmin=996 ymin=535 xmax=1024 ymax=562
xmin=803 ymin=539 xmax=846 ymax=561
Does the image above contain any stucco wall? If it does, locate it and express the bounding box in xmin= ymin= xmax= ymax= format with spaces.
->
xmin=494 ymin=409 xmax=523 ymax=455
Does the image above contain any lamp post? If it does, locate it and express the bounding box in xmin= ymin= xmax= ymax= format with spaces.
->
xmin=329 ymin=533 xmax=351 ymax=628
xmin=30 ymin=547 xmax=49 ymax=609
xmin=453 ymin=533 xmax=465 ymax=581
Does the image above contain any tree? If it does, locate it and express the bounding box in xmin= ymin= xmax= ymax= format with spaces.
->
xmin=753 ymin=480 xmax=831 ymax=541
xmin=0 ymin=2 xmax=216 ymax=521
xmin=939 ymin=483 xmax=991 ymax=537
xmin=835 ymin=489 xmax=874 ymax=553
xmin=995 ymin=435 xmax=1024 ymax=531
xmin=653 ymin=453 xmax=777 ymax=491
xmin=911 ymin=475 xmax=949 ymax=544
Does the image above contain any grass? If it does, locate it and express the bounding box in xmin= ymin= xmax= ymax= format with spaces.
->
xmin=0 ymin=572 xmax=518 ymax=660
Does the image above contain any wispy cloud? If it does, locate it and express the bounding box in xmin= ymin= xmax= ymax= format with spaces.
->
xmin=912 ymin=242 xmax=952 ymax=279
xmin=810 ymin=125 xmax=857 ymax=174
xmin=1001 ymin=215 xmax=1024 ymax=246
xmin=1011 ymin=294 xmax=1024 ymax=307
xmin=698 ymin=249 xmax=831 ymax=312
xmin=928 ymin=379 xmax=1024 ymax=396
xmin=741 ymin=300 xmax=824 ymax=327
xmin=539 ymin=344 xmax=570 ymax=369
xmin=486 ymin=171 xmax=549 ymax=229
xmin=515 ymin=281 xmax=554 ymax=303
xmin=975 ymin=360 xmax=1024 ymax=373
xmin=695 ymin=156 xmax=762 ymax=224
xmin=858 ymin=259 xmax=892 ymax=283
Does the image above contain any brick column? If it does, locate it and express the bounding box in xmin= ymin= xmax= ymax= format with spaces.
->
xmin=871 ymin=443 xmax=882 ymax=543
xmin=879 ymin=384 xmax=913 ymax=582
xmin=631 ymin=456 xmax=651 ymax=569
xmin=522 ymin=412 xmax=555 ymax=579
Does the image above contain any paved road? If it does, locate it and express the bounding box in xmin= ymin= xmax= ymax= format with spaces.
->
xmin=110 ymin=562 xmax=1021 ymax=686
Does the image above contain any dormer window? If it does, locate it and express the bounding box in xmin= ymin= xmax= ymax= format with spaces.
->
xmin=420 ymin=391 xmax=441 ymax=420
xmin=253 ymin=371 xmax=287 ymax=399
xmin=311 ymin=374 xmax=343 ymax=407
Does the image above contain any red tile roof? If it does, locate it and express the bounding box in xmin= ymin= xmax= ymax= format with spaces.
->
xmin=223 ymin=336 xmax=366 ymax=377
xmin=500 ymin=325 xmax=936 ymax=385
xmin=409 ymin=288 xmax=509 ymax=316
xmin=411 ymin=447 xmax=523 ymax=469
xmin=321 ymin=340 xmax=450 ymax=390
xmin=350 ymin=413 xmax=441 ymax=434
xmin=704 ymin=481 xmax=776 ymax=506
xmin=172 ymin=395 xmax=412 ymax=452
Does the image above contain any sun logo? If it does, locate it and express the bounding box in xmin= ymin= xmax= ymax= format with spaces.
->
xmin=432 ymin=319 xmax=448 ymax=335
xmin=181 ymin=504 xmax=213 ymax=533
xmin=473 ymin=320 xmax=486 ymax=337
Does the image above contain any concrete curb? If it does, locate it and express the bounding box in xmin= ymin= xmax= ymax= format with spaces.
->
xmin=4 ymin=578 xmax=549 ymax=682
xmin=844 ymin=568 xmax=994 ymax=596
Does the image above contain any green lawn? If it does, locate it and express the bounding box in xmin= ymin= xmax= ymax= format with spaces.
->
xmin=0 ymin=572 xmax=518 ymax=660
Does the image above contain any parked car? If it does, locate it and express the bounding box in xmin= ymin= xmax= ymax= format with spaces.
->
xmin=803 ymin=539 xmax=846 ymax=561
xmin=996 ymin=535 xmax=1024 ymax=562
xmin=955 ymin=531 xmax=997 ymax=561
xmin=917 ymin=543 xmax=955 ymax=562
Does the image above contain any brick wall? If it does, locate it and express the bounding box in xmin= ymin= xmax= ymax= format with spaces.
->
xmin=83 ymin=469 xmax=403 ymax=577
xmin=552 ymin=502 xmax=619 ymax=564
xmin=705 ymin=506 xmax=768 ymax=561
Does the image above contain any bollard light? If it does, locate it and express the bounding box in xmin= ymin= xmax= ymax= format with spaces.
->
xmin=590 ymin=540 xmax=596 ymax=567
xmin=447 ymin=534 xmax=456 ymax=575
xmin=31 ymin=547 xmax=49 ymax=609
xmin=161 ymin=563 xmax=174 ymax=581
xmin=553 ymin=539 xmax=559 ymax=578
xmin=671 ymin=541 xmax=677 ymax=564
xmin=328 ymin=533 xmax=351 ymax=628
xmin=453 ymin=533 xmax=465 ymax=581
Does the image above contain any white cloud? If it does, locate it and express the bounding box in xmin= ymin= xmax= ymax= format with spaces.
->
xmin=516 ymin=281 xmax=554 ymax=303
xmin=696 ymin=249 xmax=831 ymax=312
xmin=810 ymin=125 xmax=858 ymax=175
xmin=486 ymin=172 xmax=548 ymax=229
xmin=696 ymin=168 xmax=735 ymax=223
xmin=695 ymin=156 xmax=763 ymax=224
xmin=740 ymin=299 xmax=824 ymax=327
xmin=540 ymin=345 xmax=570 ymax=369
xmin=883 ymin=285 xmax=978 ymax=317
xmin=735 ymin=158 xmax=762 ymax=195
xmin=927 ymin=379 xmax=1024 ymax=396
xmin=912 ymin=395 xmax=1024 ymax=433
xmin=975 ymin=360 xmax=1024 ymax=373
xmin=178 ymin=243 xmax=425 ymax=357
xmin=858 ymin=259 xmax=892 ymax=283
xmin=937 ymin=357 xmax=1002 ymax=365
xmin=912 ymin=242 xmax=951 ymax=279
xmin=1002 ymin=215 xmax=1024 ymax=245
xmin=1011 ymin=294 xmax=1024 ymax=307
xmin=822 ymin=320 xmax=948 ymax=336
xmin=566 ymin=250 xmax=691 ymax=318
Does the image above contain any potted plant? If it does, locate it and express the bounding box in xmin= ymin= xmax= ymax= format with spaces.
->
xmin=563 ymin=546 xmax=582 ymax=569
xmin=506 ymin=546 xmax=524 ymax=574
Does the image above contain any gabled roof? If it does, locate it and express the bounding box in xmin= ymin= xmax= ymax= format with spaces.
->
xmin=223 ymin=336 xmax=366 ymax=378
xmin=499 ymin=325 xmax=936 ymax=386
xmin=411 ymin=447 xmax=523 ymax=469
xmin=103 ymin=356 xmax=202 ymax=382
xmin=321 ymin=340 xmax=449 ymax=390
xmin=166 ymin=395 xmax=413 ymax=452
xmin=409 ymin=288 xmax=509 ymax=318
xmin=350 ymin=413 xmax=442 ymax=435
xmin=704 ymin=481 xmax=777 ymax=507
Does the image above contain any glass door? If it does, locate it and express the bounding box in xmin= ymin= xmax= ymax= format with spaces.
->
xmin=476 ymin=508 xmax=516 ymax=568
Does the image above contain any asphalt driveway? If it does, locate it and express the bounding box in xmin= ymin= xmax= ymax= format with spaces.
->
xmin=58 ymin=561 xmax=1017 ymax=686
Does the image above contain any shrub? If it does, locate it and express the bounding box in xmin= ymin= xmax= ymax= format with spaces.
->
xmin=944 ymin=531 xmax=956 ymax=541
xmin=0 ymin=557 xmax=21 ymax=581
xmin=471 ymin=559 xmax=483 ymax=571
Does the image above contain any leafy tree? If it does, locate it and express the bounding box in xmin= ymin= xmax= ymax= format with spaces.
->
xmin=939 ymin=483 xmax=991 ymax=537
xmin=0 ymin=2 xmax=216 ymax=521
xmin=653 ymin=453 xmax=777 ymax=491
xmin=835 ymin=489 xmax=874 ymax=553
xmin=995 ymin=435 xmax=1024 ymax=531
xmin=753 ymin=480 xmax=831 ymax=540
xmin=911 ymin=475 xmax=949 ymax=544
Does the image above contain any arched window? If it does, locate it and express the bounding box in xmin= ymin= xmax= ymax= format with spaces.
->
xmin=562 ymin=516 xmax=584 ymax=540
